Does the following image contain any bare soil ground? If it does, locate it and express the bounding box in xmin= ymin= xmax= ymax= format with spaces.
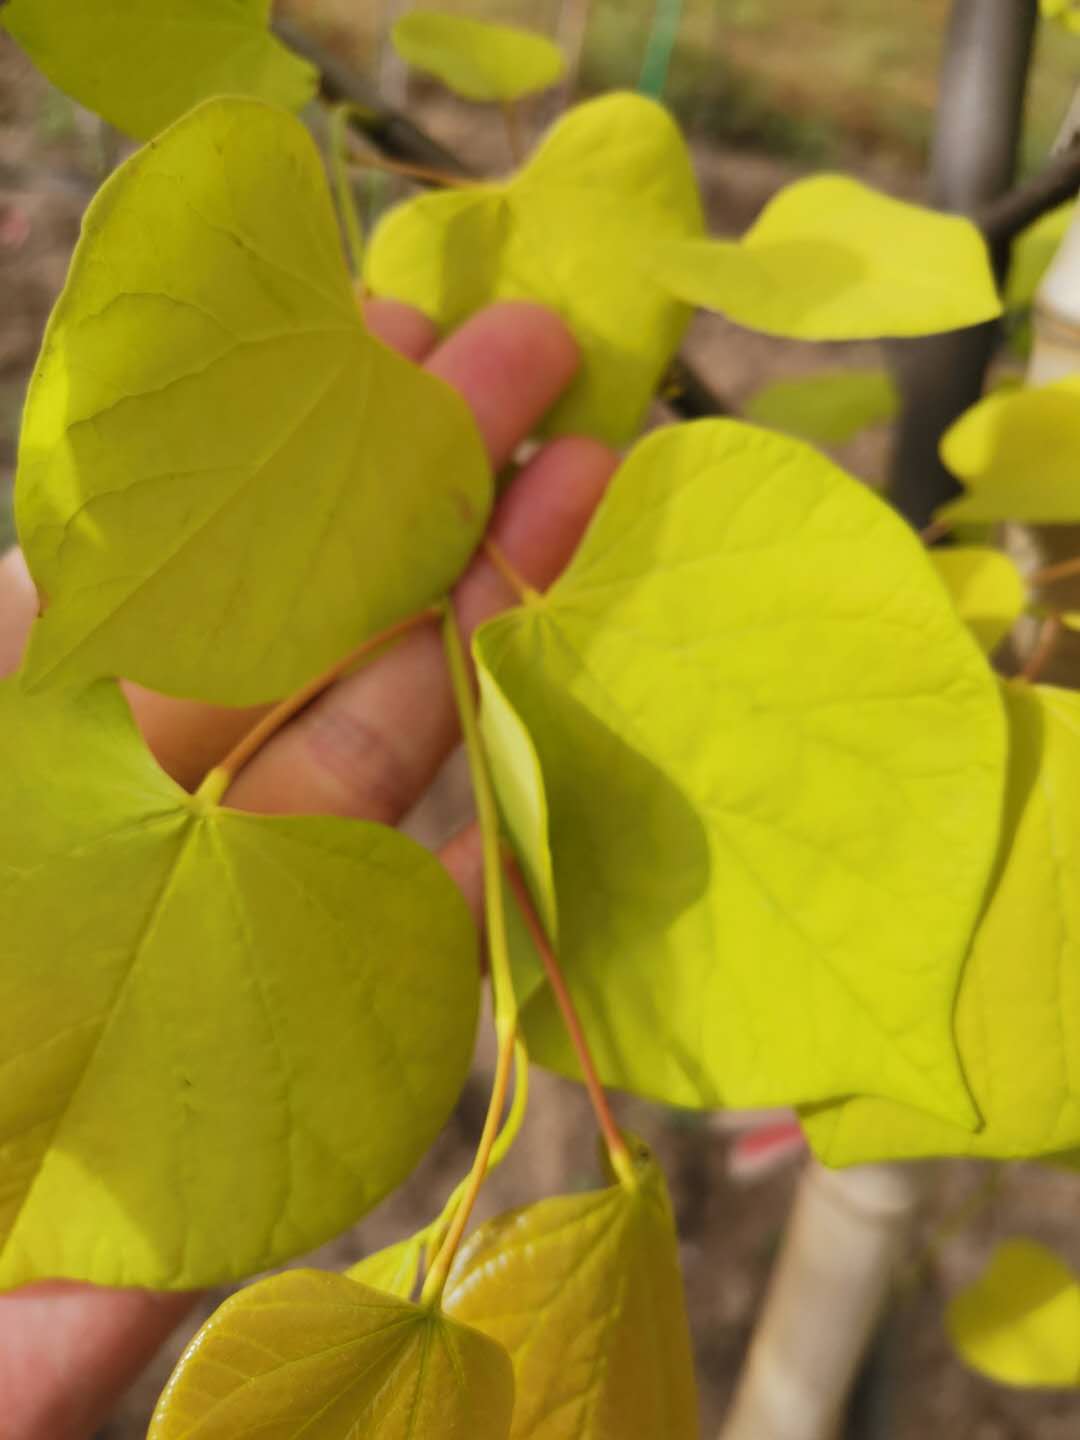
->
xmin=2 ymin=23 xmax=1080 ymax=1440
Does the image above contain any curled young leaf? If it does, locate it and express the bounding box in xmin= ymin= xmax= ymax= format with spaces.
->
xmin=657 ymin=175 xmax=1001 ymax=340
xmin=928 ymin=547 xmax=1026 ymax=654
xmin=476 ymin=420 xmax=1005 ymax=1117
xmin=17 ymin=97 xmax=491 ymax=705
xmin=2 ymin=0 xmax=316 ymax=141
xmin=392 ymin=11 xmax=565 ymax=102
xmin=149 ymin=1269 xmax=513 ymax=1438
xmin=947 ymin=1240 xmax=1080 ymax=1389
xmin=0 ymin=678 xmax=479 ymax=1290
xmin=938 ymin=377 xmax=1080 ymax=524
xmin=744 ymin=369 xmax=898 ymax=445
xmin=805 ymin=684 xmax=1080 ymax=1165
xmin=365 ymin=92 xmax=704 ymax=444
xmin=444 ymin=1145 xmax=698 ymax=1440
xmin=478 ymin=662 xmax=558 ymax=943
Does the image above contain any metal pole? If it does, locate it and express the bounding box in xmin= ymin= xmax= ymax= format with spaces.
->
xmin=886 ymin=0 xmax=1039 ymax=530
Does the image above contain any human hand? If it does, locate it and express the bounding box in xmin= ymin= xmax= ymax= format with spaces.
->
xmin=0 ymin=298 xmax=616 ymax=1438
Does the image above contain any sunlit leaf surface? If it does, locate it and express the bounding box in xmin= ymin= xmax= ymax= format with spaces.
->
xmin=657 ymin=175 xmax=1001 ymax=339
xmin=744 ymin=369 xmax=898 ymax=445
xmin=806 ymin=684 xmax=1080 ymax=1164
xmin=929 ymin=547 xmax=1026 ymax=654
xmin=2 ymin=0 xmax=315 ymax=140
xmin=150 ymin=1269 xmax=513 ymax=1437
xmin=366 ymin=93 xmax=704 ymax=444
xmin=947 ymin=1240 xmax=1080 ymax=1388
xmin=939 ymin=378 xmax=1080 ymax=524
xmin=17 ymin=98 xmax=491 ymax=704
xmin=392 ymin=11 xmax=564 ymax=102
xmin=476 ymin=419 xmax=1005 ymax=1115
xmin=0 ymin=678 xmax=478 ymax=1289
xmin=445 ymin=1145 xmax=697 ymax=1439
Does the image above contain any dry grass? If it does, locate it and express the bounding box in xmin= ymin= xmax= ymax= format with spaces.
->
xmin=282 ymin=0 xmax=1080 ymax=164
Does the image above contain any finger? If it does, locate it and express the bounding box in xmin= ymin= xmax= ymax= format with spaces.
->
xmin=426 ymin=301 xmax=579 ymax=467
xmin=437 ymin=819 xmax=483 ymax=925
xmin=0 ymin=1282 xmax=197 ymax=1440
xmin=124 ymin=297 xmax=442 ymax=788
xmin=363 ymin=296 xmax=438 ymax=359
xmin=226 ymin=432 xmax=616 ymax=820
xmin=454 ymin=435 xmax=613 ymax=638
xmin=0 ymin=549 xmax=37 ymax=680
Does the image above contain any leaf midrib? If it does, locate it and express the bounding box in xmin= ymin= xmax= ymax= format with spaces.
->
xmin=0 ymin=809 xmax=199 ymax=1268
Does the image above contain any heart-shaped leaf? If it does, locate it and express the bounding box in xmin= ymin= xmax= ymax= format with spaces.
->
xmin=938 ymin=378 xmax=1080 ymax=524
xmin=929 ymin=547 xmax=1026 ymax=654
xmin=149 ymin=1269 xmax=513 ymax=1438
xmin=2 ymin=0 xmax=316 ymax=141
xmin=17 ymin=97 xmax=491 ymax=705
xmin=392 ymin=11 xmax=564 ymax=102
xmin=0 ymin=677 xmax=478 ymax=1290
xmin=444 ymin=1144 xmax=697 ymax=1440
xmin=947 ymin=1240 xmax=1080 ymax=1389
xmin=475 ymin=419 xmax=1005 ymax=1116
xmin=365 ymin=93 xmax=704 ymax=444
xmin=804 ymin=683 xmax=1080 ymax=1164
xmin=657 ymin=175 xmax=1001 ymax=339
xmin=744 ymin=369 xmax=898 ymax=445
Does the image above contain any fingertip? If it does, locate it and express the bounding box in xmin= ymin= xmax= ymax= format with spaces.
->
xmin=455 ymin=432 xmax=619 ymax=637
xmin=500 ymin=434 xmax=617 ymax=579
xmin=361 ymin=297 xmax=439 ymax=362
xmin=427 ymin=302 xmax=580 ymax=466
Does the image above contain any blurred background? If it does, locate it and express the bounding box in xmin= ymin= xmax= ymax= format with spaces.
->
xmin=2 ymin=3 xmax=1080 ymax=1436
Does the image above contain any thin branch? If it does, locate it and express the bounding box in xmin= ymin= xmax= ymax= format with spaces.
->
xmin=328 ymin=103 xmax=365 ymax=275
xmin=420 ymin=1024 xmax=518 ymax=1304
xmin=504 ymin=856 xmax=635 ymax=1187
xmin=483 ymin=537 xmax=539 ymax=605
xmin=199 ymin=606 xmax=438 ymax=802
xmin=500 ymin=100 xmax=525 ymax=165
xmin=415 ymin=1037 xmax=530 ymax=1289
xmin=346 ymin=149 xmax=477 ymax=189
xmin=274 ymin=15 xmax=474 ymax=177
xmin=1019 ymin=612 xmax=1063 ymax=682
xmin=1029 ymin=552 xmax=1080 ymax=587
xmin=977 ymin=138 xmax=1080 ymax=248
xmin=441 ymin=607 xmax=518 ymax=1031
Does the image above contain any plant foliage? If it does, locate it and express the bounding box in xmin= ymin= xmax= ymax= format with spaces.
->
xmin=478 ymin=420 xmax=1005 ymax=1115
xmin=3 ymin=2 xmax=1080 ymax=1429
xmin=149 ymin=1269 xmax=514 ymax=1437
xmin=366 ymin=92 xmax=704 ymax=444
xmin=17 ymin=98 xmax=491 ymax=705
xmin=947 ymin=1240 xmax=1080 ymax=1388
xmin=1 ymin=0 xmax=316 ymax=140
xmin=392 ymin=11 xmax=565 ymax=103
xmin=0 ymin=677 xmax=478 ymax=1289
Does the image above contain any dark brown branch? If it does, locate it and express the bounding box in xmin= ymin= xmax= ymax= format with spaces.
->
xmin=663 ymin=355 xmax=732 ymax=418
xmin=976 ymin=138 xmax=1080 ymax=247
xmin=273 ymin=14 xmax=730 ymax=421
xmin=273 ymin=15 xmax=474 ymax=177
